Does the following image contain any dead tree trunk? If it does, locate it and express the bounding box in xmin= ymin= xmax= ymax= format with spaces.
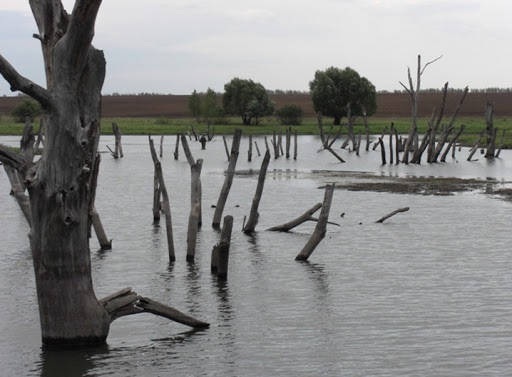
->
xmin=495 ymin=129 xmax=506 ymax=158
xmin=112 ymin=122 xmax=123 ymax=158
xmin=376 ymin=207 xmax=410 ymax=223
xmin=484 ymin=103 xmax=496 ymax=159
xmin=294 ymin=130 xmax=298 ymax=160
xmin=248 ymin=134 xmax=253 ymax=162
xmin=181 ymin=135 xmax=203 ymax=261
xmin=152 ymin=157 xmax=161 ymax=223
xmin=379 ymin=138 xmax=386 ymax=165
xmin=267 ymin=203 xmax=322 ymax=232
xmin=159 ymin=135 xmax=164 ymax=158
xmin=242 ymin=150 xmax=271 ymax=234
xmin=278 ymin=129 xmax=284 ymax=155
xmin=295 ymin=184 xmax=334 ymax=261
xmin=213 ymin=215 xmax=233 ymax=279
xmin=272 ymin=130 xmax=279 ymax=159
xmin=254 ymin=140 xmax=261 ymax=157
xmin=149 ymin=136 xmax=175 ymax=262
xmin=389 ymin=125 xmax=394 ymax=164
xmin=173 ymin=134 xmax=180 ymax=160
xmin=440 ymin=125 xmax=465 ymax=162
xmin=394 ymin=127 xmax=400 ymax=165
xmin=400 ymin=54 xmax=442 ymax=163
xmin=222 ymin=135 xmax=230 ymax=161
xmin=362 ymin=108 xmax=370 ymax=151
xmin=212 ymin=129 xmax=242 ymax=229
xmin=0 ymin=1 xmax=207 ymax=346
xmin=467 ymin=131 xmax=485 ymax=161
xmin=89 ymin=154 xmax=111 ymax=250
xmin=286 ymin=127 xmax=291 ymax=158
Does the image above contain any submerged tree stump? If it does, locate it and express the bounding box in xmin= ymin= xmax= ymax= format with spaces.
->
xmin=243 ymin=150 xmax=271 ymax=234
xmin=211 ymin=215 xmax=234 ymax=279
xmin=112 ymin=122 xmax=123 ymax=158
xmin=295 ymin=184 xmax=335 ymax=261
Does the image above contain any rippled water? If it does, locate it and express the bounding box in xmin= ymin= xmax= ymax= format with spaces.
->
xmin=1 ymin=135 xmax=512 ymax=376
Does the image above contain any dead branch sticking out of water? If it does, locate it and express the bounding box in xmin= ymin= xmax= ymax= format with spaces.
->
xmin=267 ymin=203 xmax=322 ymax=232
xmin=376 ymin=207 xmax=410 ymax=223
xmin=243 ymin=150 xmax=271 ymax=234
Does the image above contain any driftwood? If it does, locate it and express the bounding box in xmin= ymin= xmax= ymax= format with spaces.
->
xmin=267 ymin=203 xmax=322 ymax=232
xmin=376 ymin=207 xmax=410 ymax=223
xmin=222 ymin=136 xmax=230 ymax=161
xmin=211 ymin=215 xmax=234 ymax=279
xmin=101 ymin=288 xmax=209 ymax=328
xmin=173 ymin=134 xmax=180 ymax=160
xmin=295 ymin=184 xmax=335 ymax=261
xmin=243 ymin=150 xmax=271 ymax=234
xmin=212 ymin=129 xmax=242 ymax=229
xmin=149 ymin=136 xmax=175 ymax=262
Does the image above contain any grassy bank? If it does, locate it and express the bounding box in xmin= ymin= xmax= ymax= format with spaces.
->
xmin=1 ymin=115 xmax=512 ymax=147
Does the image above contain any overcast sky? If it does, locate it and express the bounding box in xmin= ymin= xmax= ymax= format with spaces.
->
xmin=0 ymin=0 xmax=511 ymax=95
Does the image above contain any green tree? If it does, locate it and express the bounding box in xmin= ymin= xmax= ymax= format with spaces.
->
xmin=275 ymin=104 xmax=303 ymax=125
xmin=201 ymin=88 xmax=224 ymax=125
xmin=309 ymin=67 xmax=376 ymax=125
xmin=188 ymin=89 xmax=201 ymax=121
xmin=11 ymin=99 xmax=42 ymax=123
xmin=223 ymin=78 xmax=274 ymax=125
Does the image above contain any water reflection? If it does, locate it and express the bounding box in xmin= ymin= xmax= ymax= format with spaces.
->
xmin=37 ymin=344 xmax=109 ymax=377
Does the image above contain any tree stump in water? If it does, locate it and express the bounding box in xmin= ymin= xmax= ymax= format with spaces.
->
xmin=243 ymin=150 xmax=271 ymax=234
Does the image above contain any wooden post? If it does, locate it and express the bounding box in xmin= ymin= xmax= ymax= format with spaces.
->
xmin=215 ymin=215 xmax=233 ymax=279
xmin=295 ymin=184 xmax=334 ymax=261
xmin=243 ymin=150 xmax=271 ymax=234
xmin=294 ymin=130 xmax=298 ymax=160
xmin=222 ymin=135 xmax=230 ymax=161
xmin=149 ymin=137 xmax=175 ymax=262
xmin=248 ymin=134 xmax=253 ymax=162
xmin=254 ymin=140 xmax=261 ymax=157
xmin=152 ymin=150 xmax=161 ymax=223
xmin=267 ymin=203 xmax=322 ymax=232
xmin=376 ymin=207 xmax=410 ymax=223
xmin=173 ymin=133 xmax=180 ymax=160
xmin=212 ymin=129 xmax=242 ymax=229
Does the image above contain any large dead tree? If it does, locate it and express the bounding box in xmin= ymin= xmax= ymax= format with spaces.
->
xmin=0 ymin=0 xmax=207 ymax=347
xmin=399 ymin=54 xmax=442 ymax=163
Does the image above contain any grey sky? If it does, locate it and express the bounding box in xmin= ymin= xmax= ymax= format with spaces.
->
xmin=1 ymin=0 xmax=511 ymax=95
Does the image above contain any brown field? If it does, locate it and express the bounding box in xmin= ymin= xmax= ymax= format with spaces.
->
xmin=1 ymin=91 xmax=511 ymax=118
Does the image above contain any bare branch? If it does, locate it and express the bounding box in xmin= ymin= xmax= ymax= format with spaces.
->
xmin=399 ymin=81 xmax=412 ymax=96
xmin=420 ymin=55 xmax=443 ymax=76
xmin=0 ymin=144 xmax=26 ymax=170
xmin=0 ymin=54 xmax=53 ymax=109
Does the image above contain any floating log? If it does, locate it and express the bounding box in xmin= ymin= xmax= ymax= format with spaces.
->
xmin=243 ymin=150 xmax=271 ymax=234
xmin=216 ymin=215 xmax=233 ymax=279
xmin=267 ymin=203 xmax=322 ymax=232
xmin=376 ymin=207 xmax=410 ymax=223
xmin=173 ymin=134 xmax=180 ymax=160
xmin=295 ymin=184 xmax=335 ymax=261
xmin=212 ymin=129 xmax=242 ymax=229
xmin=149 ymin=137 xmax=175 ymax=262
xmin=222 ymin=135 xmax=230 ymax=161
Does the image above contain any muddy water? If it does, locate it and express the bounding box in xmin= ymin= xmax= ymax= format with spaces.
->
xmin=1 ymin=135 xmax=512 ymax=376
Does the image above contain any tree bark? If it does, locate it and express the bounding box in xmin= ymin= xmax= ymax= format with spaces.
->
xmin=243 ymin=150 xmax=271 ymax=234
xmin=294 ymin=130 xmax=298 ymax=160
xmin=248 ymin=134 xmax=253 ymax=162
xmin=212 ymin=129 xmax=242 ymax=229
xmin=295 ymin=184 xmax=334 ymax=261
xmin=222 ymin=135 xmax=230 ymax=161
xmin=214 ymin=215 xmax=233 ymax=279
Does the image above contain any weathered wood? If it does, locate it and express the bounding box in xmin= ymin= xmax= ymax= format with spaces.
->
xmin=112 ymin=122 xmax=123 ymax=158
xmin=88 ymin=153 xmax=112 ymax=250
xmin=3 ymin=164 xmax=31 ymax=225
xmin=467 ymin=130 xmax=485 ymax=161
xmin=159 ymin=135 xmax=164 ymax=158
xmin=264 ymin=136 xmax=269 ymax=152
xmin=216 ymin=215 xmax=234 ymax=279
xmin=376 ymin=207 xmax=410 ymax=223
xmin=272 ymin=130 xmax=279 ymax=158
xmin=279 ymin=129 xmax=284 ymax=156
xmin=286 ymin=128 xmax=291 ymax=159
xmin=212 ymin=129 xmax=242 ymax=229
xmin=394 ymin=127 xmax=400 ymax=164
xmin=248 ymin=134 xmax=253 ymax=162
xmin=295 ymin=184 xmax=334 ymax=261
xmin=431 ymin=125 xmax=454 ymax=162
xmin=182 ymin=134 xmax=203 ymax=228
xmin=317 ymin=113 xmax=326 ymax=146
xmin=440 ymin=125 xmax=464 ymax=162
xmin=267 ymin=203 xmax=322 ymax=232
xmin=484 ymin=103 xmax=496 ymax=159
xmin=389 ymin=125 xmax=394 ymax=164
xmin=495 ymin=129 xmax=506 ymax=158
xmin=355 ymin=133 xmax=362 ymax=156
xmin=294 ymin=130 xmax=298 ymax=160
xmin=222 ymin=135 xmax=230 ymax=161
xmin=243 ymin=150 xmax=271 ymax=234
xmin=152 ymin=154 xmax=161 ymax=223
xmin=363 ymin=108 xmax=370 ymax=151
xmin=326 ymin=146 xmax=345 ymax=163
xmin=173 ymin=134 xmax=180 ymax=160
xmin=149 ymin=137 xmax=175 ymax=262
xmin=379 ymin=137 xmax=386 ymax=165
xmin=101 ymin=289 xmax=209 ymax=328
xmin=254 ymin=140 xmax=261 ymax=157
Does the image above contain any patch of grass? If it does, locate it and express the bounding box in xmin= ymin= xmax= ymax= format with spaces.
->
xmin=1 ymin=115 xmax=512 ymax=147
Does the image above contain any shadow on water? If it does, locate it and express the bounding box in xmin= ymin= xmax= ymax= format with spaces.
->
xmin=37 ymin=344 xmax=109 ymax=377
